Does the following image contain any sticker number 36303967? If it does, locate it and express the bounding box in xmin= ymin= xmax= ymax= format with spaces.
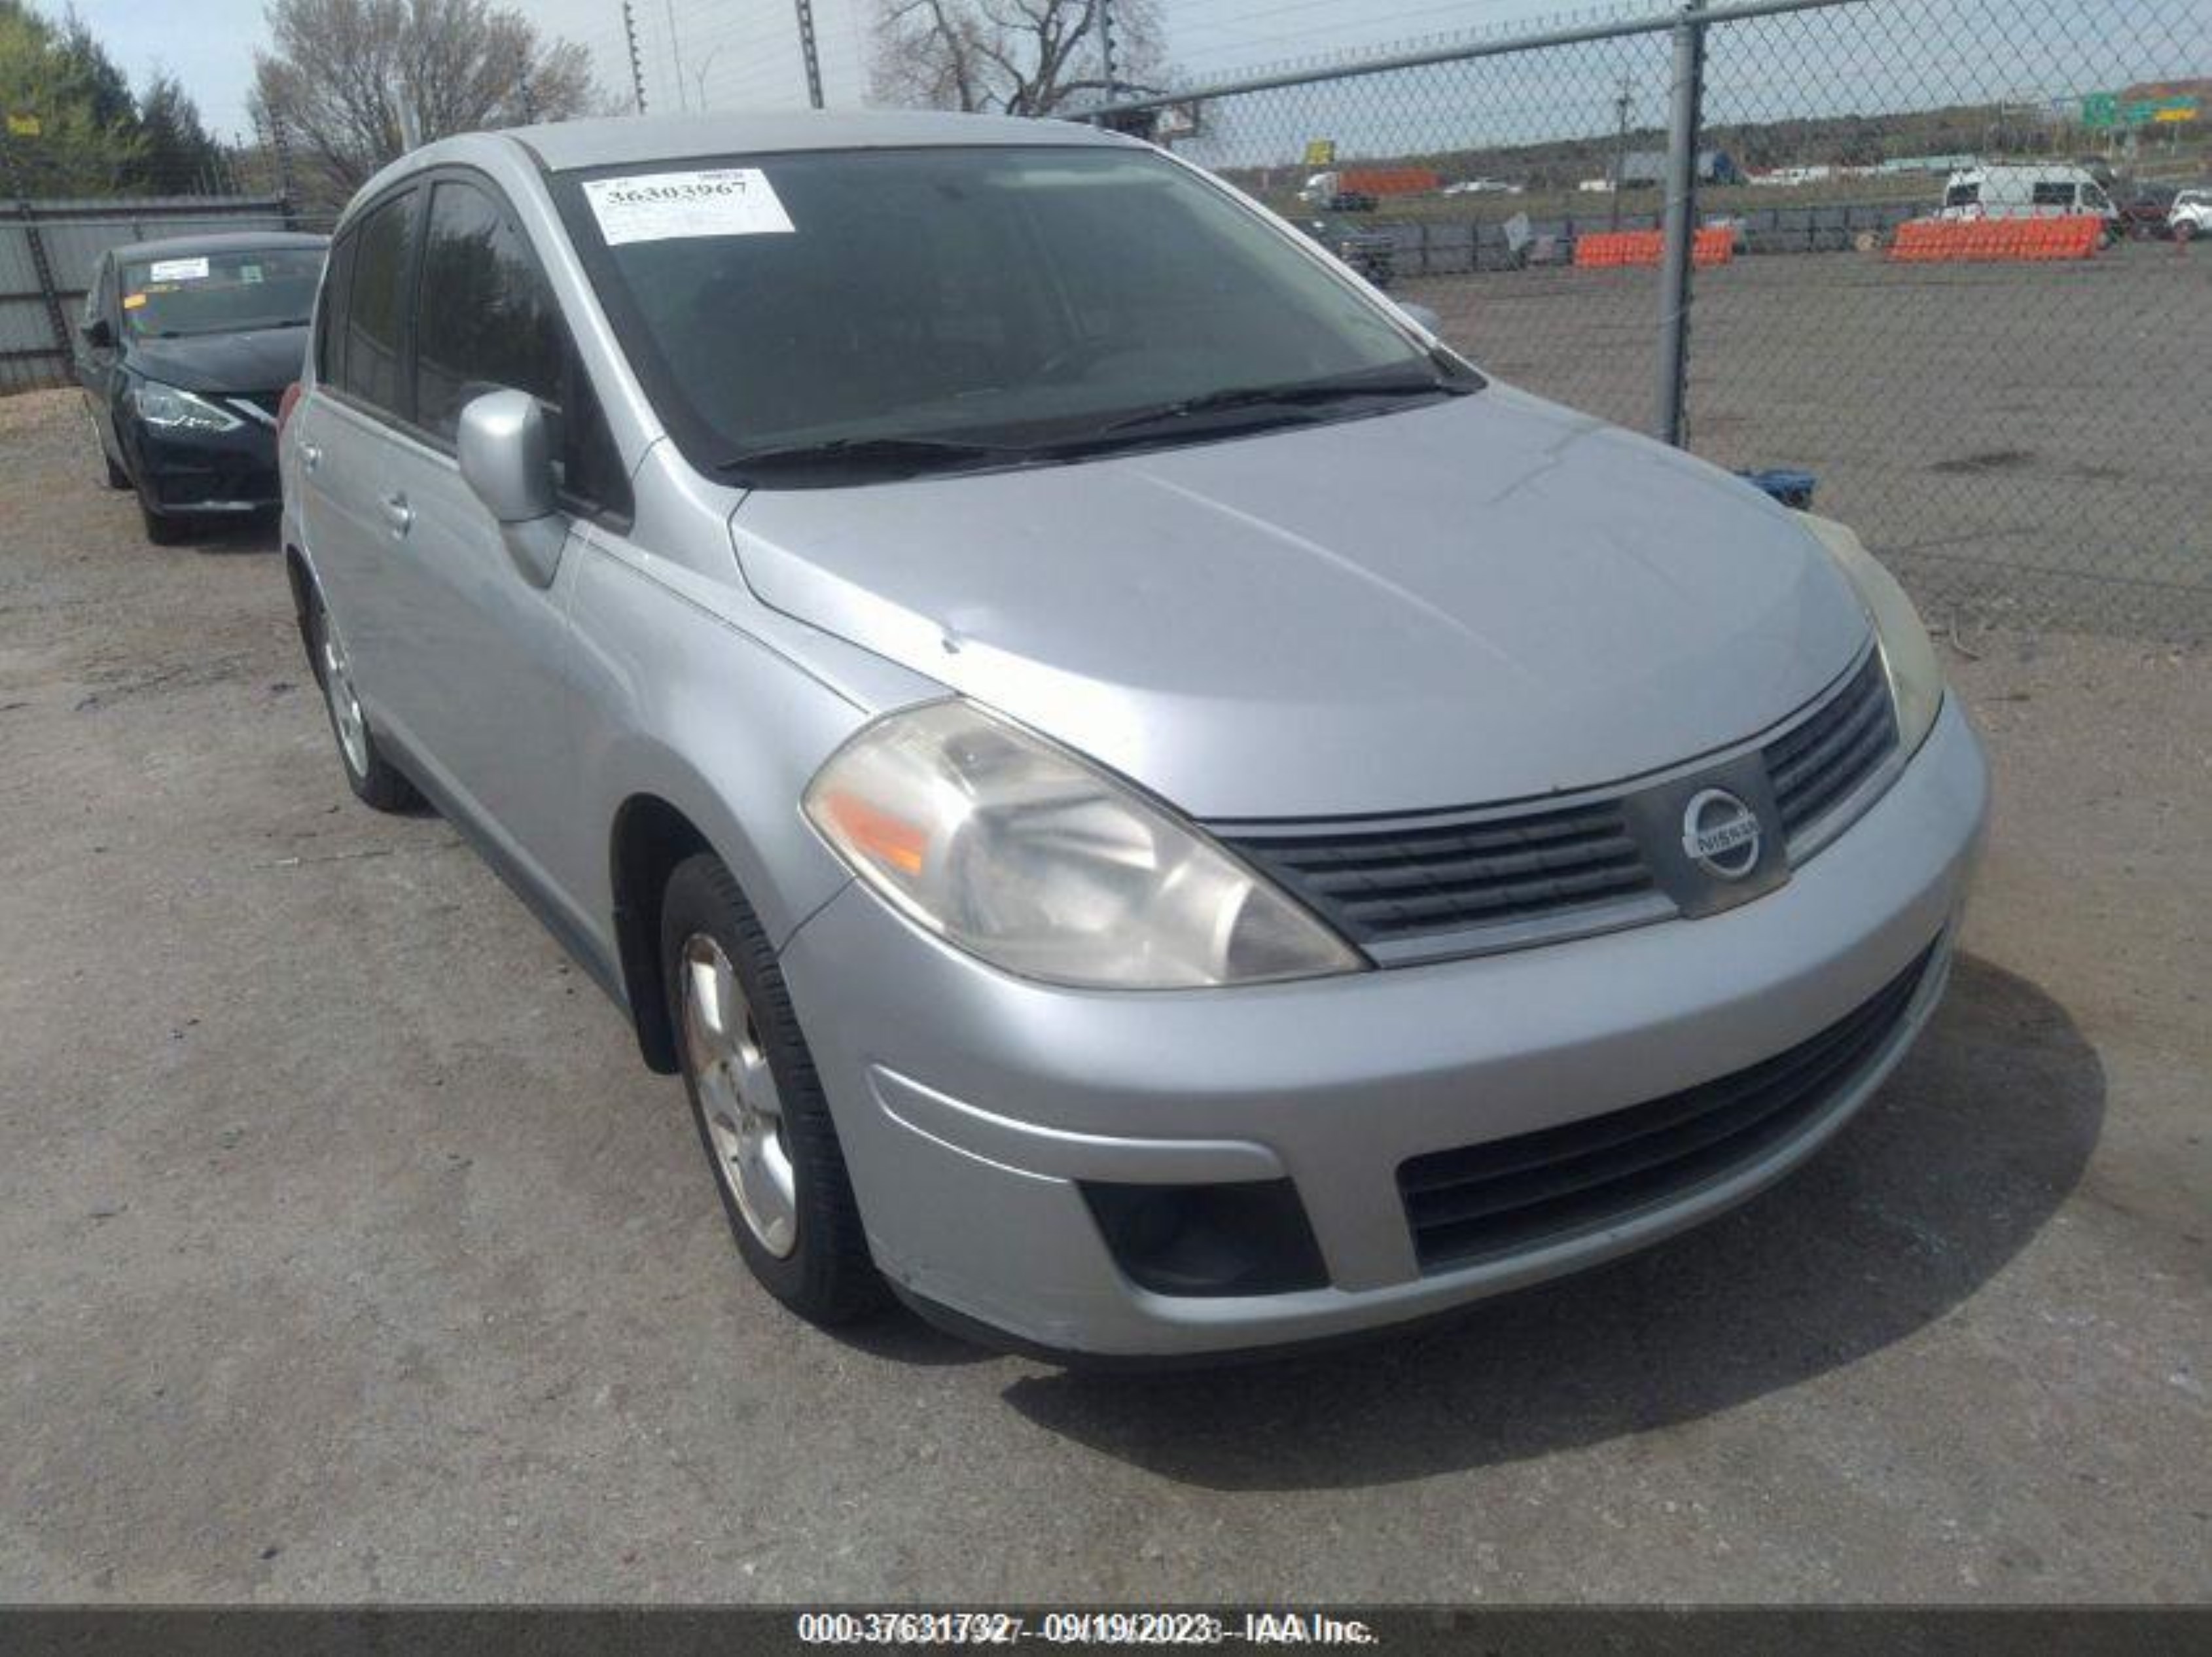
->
xmin=581 ymin=168 xmax=796 ymax=246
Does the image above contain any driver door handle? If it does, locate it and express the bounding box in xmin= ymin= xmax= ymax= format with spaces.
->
xmin=300 ymin=441 xmax=321 ymax=471
xmin=380 ymin=492 xmax=413 ymax=536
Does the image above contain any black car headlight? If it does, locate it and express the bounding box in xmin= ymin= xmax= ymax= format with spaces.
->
xmin=130 ymin=382 xmax=244 ymax=435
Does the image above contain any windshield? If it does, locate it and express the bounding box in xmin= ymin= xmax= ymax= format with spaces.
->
xmin=558 ymin=145 xmax=1471 ymax=482
xmin=119 ymin=246 xmax=324 ymax=338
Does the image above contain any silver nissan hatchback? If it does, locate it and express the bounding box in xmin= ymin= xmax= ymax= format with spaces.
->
xmin=281 ymin=111 xmax=1987 ymax=1361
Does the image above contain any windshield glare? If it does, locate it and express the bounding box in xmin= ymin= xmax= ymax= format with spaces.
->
xmin=120 ymin=247 xmax=324 ymax=338
xmin=563 ymin=146 xmax=1450 ymax=471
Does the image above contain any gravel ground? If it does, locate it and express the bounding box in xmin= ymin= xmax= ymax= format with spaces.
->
xmin=0 ymin=386 xmax=2205 ymax=1603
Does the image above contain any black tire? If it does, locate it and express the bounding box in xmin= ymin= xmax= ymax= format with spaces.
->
xmin=139 ymin=499 xmax=187 ymax=545
xmin=304 ymin=583 xmax=420 ymax=811
xmin=2177 ymin=220 xmax=2199 ymax=245
xmin=102 ymin=449 xmax=130 ymax=490
xmin=660 ymin=852 xmax=885 ymax=1326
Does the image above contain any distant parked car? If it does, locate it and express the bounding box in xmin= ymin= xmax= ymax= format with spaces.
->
xmin=2169 ymin=187 xmax=2212 ymax=241
xmin=2117 ymin=183 xmax=2177 ymax=239
xmin=1301 ymin=214 xmax=1396 ymax=286
xmin=74 ymin=231 xmax=327 ymax=544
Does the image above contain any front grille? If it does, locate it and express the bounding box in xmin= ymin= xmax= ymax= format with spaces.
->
xmin=1217 ymin=643 xmax=1897 ymax=961
xmin=1398 ymin=942 xmax=1934 ymax=1272
xmin=1225 ymin=798 xmax=1656 ymax=947
xmin=1763 ymin=650 xmax=1897 ymax=841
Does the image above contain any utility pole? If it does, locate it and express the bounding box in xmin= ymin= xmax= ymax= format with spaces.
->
xmin=1609 ymin=78 xmax=1632 ymax=230
xmin=622 ymin=0 xmax=648 ymax=114
xmin=794 ymin=0 xmax=825 ymax=109
xmin=1653 ymin=0 xmax=1707 ymax=449
xmin=664 ymin=0 xmax=688 ymax=113
xmin=1100 ymin=0 xmax=1122 ymax=101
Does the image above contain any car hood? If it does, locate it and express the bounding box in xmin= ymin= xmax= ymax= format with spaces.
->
xmin=730 ymin=385 xmax=1872 ymax=820
xmin=124 ymin=327 xmax=308 ymax=395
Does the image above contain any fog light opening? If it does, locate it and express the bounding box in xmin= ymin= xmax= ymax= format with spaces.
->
xmin=1081 ymin=1179 xmax=1329 ymax=1298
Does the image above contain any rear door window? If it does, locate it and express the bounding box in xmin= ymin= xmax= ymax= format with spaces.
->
xmin=338 ymin=190 xmax=418 ymax=418
xmin=315 ymin=232 xmax=355 ymax=386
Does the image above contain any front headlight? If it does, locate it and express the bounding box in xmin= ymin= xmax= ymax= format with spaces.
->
xmin=803 ymin=701 xmax=1366 ymax=989
xmin=1800 ymin=514 xmax=1944 ymax=755
xmin=132 ymin=382 xmax=243 ymax=433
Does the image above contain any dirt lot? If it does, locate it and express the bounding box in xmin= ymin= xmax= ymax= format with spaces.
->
xmin=1406 ymin=243 xmax=2212 ymax=637
xmin=1 ymin=385 xmax=2206 ymax=1602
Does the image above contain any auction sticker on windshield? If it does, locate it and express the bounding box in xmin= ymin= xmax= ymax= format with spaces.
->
xmin=149 ymin=257 xmax=209 ymax=281
xmin=582 ymin=169 xmax=795 ymax=245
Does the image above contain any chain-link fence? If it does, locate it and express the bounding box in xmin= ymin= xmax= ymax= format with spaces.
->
xmin=1094 ymin=0 xmax=2212 ymax=638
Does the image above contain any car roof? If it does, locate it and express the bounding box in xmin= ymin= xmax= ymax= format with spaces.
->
xmin=107 ymin=229 xmax=330 ymax=262
xmin=498 ymin=109 xmax=1139 ymax=174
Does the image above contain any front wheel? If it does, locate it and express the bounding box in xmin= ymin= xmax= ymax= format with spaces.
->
xmin=305 ymin=584 xmax=419 ymax=811
xmin=660 ymin=853 xmax=884 ymax=1326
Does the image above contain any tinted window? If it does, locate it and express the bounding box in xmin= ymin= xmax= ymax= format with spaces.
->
xmin=1944 ymin=182 xmax=1980 ymax=208
xmin=340 ymin=191 xmax=416 ymax=415
xmin=2030 ymin=181 xmax=2075 ymax=207
xmin=414 ymin=181 xmax=563 ymax=441
xmin=315 ymin=232 xmax=354 ymax=384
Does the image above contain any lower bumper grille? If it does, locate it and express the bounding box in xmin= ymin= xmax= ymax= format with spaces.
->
xmin=1399 ymin=942 xmax=1936 ymax=1273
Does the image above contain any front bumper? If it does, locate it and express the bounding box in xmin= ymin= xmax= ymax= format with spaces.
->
xmin=125 ymin=413 xmax=280 ymax=514
xmin=780 ymin=696 xmax=1989 ymax=1359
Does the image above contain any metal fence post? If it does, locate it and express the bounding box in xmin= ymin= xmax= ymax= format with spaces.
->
xmin=622 ymin=0 xmax=649 ymax=114
xmin=1654 ymin=0 xmax=1707 ymax=448
xmin=270 ymin=111 xmax=300 ymax=230
xmin=1 ymin=137 xmax=73 ymax=386
xmin=793 ymin=0 xmax=825 ymax=109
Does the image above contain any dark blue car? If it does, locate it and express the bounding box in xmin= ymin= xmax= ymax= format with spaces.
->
xmin=75 ymin=231 xmax=327 ymax=544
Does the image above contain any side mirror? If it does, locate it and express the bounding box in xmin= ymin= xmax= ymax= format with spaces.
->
xmin=457 ymin=389 xmax=565 ymax=587
xmin=80 ymin=317 xmax=114 ymax=350
xmin=1397 ymin=301 xmax=1442 ymax=337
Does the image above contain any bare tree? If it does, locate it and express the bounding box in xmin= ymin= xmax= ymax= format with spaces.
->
xmin=253 ymin=0 xmax=605 ymax=200
xmin=870 ymin=0 xmax=1165 ymax=117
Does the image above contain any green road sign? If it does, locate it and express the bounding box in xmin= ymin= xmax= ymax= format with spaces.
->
xmin=2082 ymin=90 xmax=2198 ymax=128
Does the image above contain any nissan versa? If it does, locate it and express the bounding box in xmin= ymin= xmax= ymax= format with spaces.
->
xmin=278 ymin=113 xmax=1988 ymax=1361
xmin=77 ymin=232 xmax=328 ymax=543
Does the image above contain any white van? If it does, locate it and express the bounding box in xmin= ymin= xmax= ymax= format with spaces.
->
xmin=1938 ymin=164 xmax=2118 ymax=237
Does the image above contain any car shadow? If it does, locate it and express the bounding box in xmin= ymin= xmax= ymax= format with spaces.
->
xmin=187 ymin=510 xmax=282 ymax=556
xmin=999 ymin=953 xmax=2103 ymax=1489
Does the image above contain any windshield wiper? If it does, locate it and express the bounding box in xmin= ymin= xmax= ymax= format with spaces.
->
xmin=715 ymin=433 xmax=1027 ymax=482
xmin=1092 ymin=368 xmax=1476 ymax=438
